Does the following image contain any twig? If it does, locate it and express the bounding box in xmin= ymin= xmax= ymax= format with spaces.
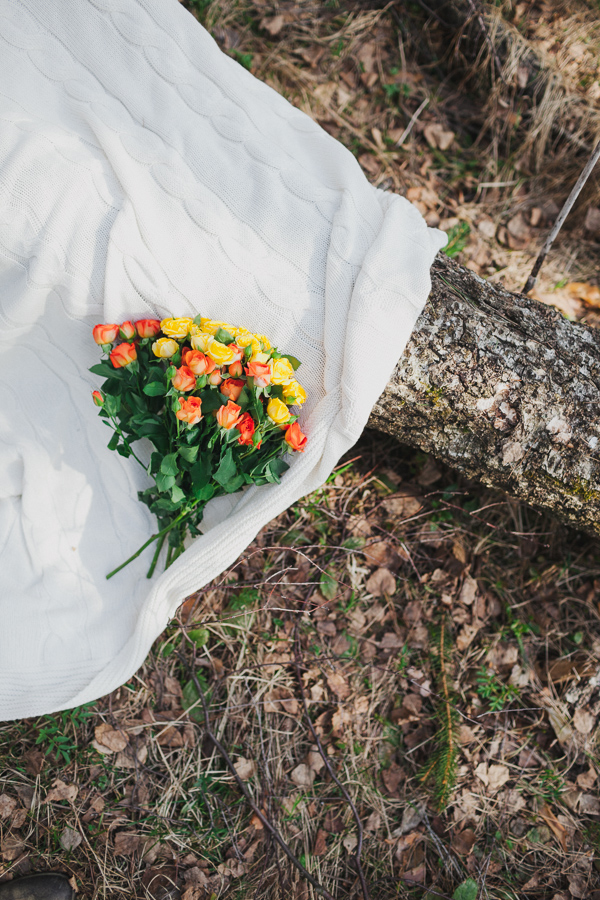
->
xmin=177 ymin=642 xmax=336 ymax=900
xmin=524 ymin=141 xmax=600 ymax=294
xmin=293 ymin=625 xmax=371 ymax=900
xmin=395 ymin=97 xmax=429 ymax=148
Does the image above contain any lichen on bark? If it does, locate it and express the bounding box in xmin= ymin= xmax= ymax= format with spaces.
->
xmin=368 ymin=255 xmax=600 ymax=537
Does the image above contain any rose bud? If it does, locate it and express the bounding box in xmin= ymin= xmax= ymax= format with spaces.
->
xmin=136 ymin=318 xmax=162 ymax=338
xmin=110 ymin=341 xmax=137 ymax=368
xmin=221 ymin=378 xmax=245 ymax=402
xmin=208 ymin=370 xmax=222 ymax=386
xmin=216 ymin=400 xmax=242 ymax=429
xmin=152 ymin=337 xmax=179 ymax=358
xmin=172 ymin=365 xmax=196 ymax=392
xmin=236 ymin=412 xmax=255 ymax=446
xmin=119 ymin=320 xmax=136 ymax=340
xmin=229 ymin=360 xmax=243 ymax=377
xmin=92 ymin=390 xmax=104 ymax=407
xmin=228 ymin=343 xmax=243 ymax=363
xmin=245 ymin=359 xmax=272 ymax=387
xmin=284 ymin=421 xmax=307 ymax=452
xmin=266 ymin=397 xmax=290 ymax=425
xmin=182 ymin=349 xmax=211 ymax=376
xmin=93 ymin=323 xmax=119 ymax=345
xmin=176 ymin=396 xmax=203 ymax=425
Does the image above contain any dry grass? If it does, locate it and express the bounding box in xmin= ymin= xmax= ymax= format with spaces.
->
xmin=2 ymin=1 xmax=600 ymax=897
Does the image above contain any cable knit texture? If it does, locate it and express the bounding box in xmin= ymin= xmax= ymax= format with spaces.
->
xmin=0 ymin=0 xmax=446 ymax=719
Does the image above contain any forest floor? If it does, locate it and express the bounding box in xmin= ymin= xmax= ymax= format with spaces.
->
xmin=1 ymin=2 xmax=600 ymax=899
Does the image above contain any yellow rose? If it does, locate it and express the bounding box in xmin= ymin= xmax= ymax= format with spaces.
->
xmin=283 ymin=380 xmax=307 ymax=406
xmin=190 ymin=331 xmax=213 ymax=352
xmin=152 ymin=337 xmax=179 ymax=358
xmin=160 ymin=317 xmax=193 ymax=339
xmin=200 ymin=318 xmax=234 ymax=336
xmin=207 ymin=339 xmax=236 ymax=366
xmin=254 ymin=333 xmax=271 ymax=351
xmin=252 ymin=350 xmax=271 ymax=364
xmin=235 ymin=330 xmax=261 ymax=358
xmin=271 ymin=357 xmax=295 ymax=385
xmin=266 ymin=397 xmax=291 ymax=425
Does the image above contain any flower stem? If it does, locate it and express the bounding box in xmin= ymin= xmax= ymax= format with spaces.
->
xmin=106 ymin=500 xmax=201 ymax=579
xmin=146 ymin=532 xmax=167 ymax=579
xmin=108 ymin=415 xmax=148 ymax=472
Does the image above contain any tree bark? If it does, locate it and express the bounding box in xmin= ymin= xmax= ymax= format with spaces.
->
xmin=368 ymin=254 xmax=600 ymax=538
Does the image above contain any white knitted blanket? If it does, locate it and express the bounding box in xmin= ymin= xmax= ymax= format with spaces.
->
xmin=0 ymin=0 xmax=446 ymax=719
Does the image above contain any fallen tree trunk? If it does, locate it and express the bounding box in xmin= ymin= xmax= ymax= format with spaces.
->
xmin=368 ymin=254 xmax=600 ymax=538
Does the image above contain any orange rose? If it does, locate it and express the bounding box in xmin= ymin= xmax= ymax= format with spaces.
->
xmin=245 ymin=359 xmax=272 ymax=387
xmin=236 ymin=412 xmax=256 ymax=446
xmin=172 ymin=365 xmax=197 ymax=392
xmin=221 ymin=378 xmax=245 ymax=402
xmin=229 ymin=360 xmax=243 ymax=377
xmin=91 ymin=390 xmax=104 ymax=407
xmin=284 ymin=422 xmax=307 ymax=452
xmin=216 ymin=400 xmax=242 ymax=429
xmin=176 ymin=396 xmax=203 ymax=425
xmin=208 ymin=370 xmax=222 ymax=386
xmin=93 ymin=323 xmax=119 ymax=345
xmin=182 ymin=349 xmax=213 ymax=376
xmin=110 ymin=342 xmax=137 ymax=368
xmin=120 ymin=320 xmax=136 ymax=340
xmin=228 ymin=343 xmax=243 ymax=363
xmin=136 ymin=318 xmax=162 ymax=338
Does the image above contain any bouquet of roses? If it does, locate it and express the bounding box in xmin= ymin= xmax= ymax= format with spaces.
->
xmin=91 ymin=316 xmax=307 ymax=578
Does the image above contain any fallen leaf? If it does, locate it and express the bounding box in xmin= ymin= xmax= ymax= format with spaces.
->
xmin=382 ymin=491 xmax=423 ymax=519
xmin=452 ymin=828 xmax=476 ymax=855
xmin=60 ymin=826 xmax=82 ymax=852
xmin=573 ymin=707 xmax=596 ymax=735
xmin=584 ymin=207 xmax=600 ymax=235
xmin=45 ymin=779 xmax=78 ymax=803
xmin=459 ymin=575 xmax=477 ymax=606
xmin=343 ymin=833 xmax=358 ymax=853
xmin=539 ymin=804 xmax=568 ymax=851
xmin=363 ymin=541 xmax=399 ymax=569
xmin=487 ymin=764 xmax=510 ymax=793
xmin=380 ymin=632 xmax=404 ymax=651
xmin=11 ymin=809 xmax=27 ymax=829
xmin=114 ymin=831 xmax=141 ymax=856
xmin=568 ymin=875 xmax=589 ymax=899
xmin=364 ymin=811 xmax=380 ymax=832
xmin=382 ymin=762 xmax=405 ymax=796
xmin=313 ymin=829 xmax=328 ymax=856
xmin=456 ymin=624 xmax=479 ymax=651
xmin=217 ymin=859 xmax=247 ymax=878
xmin=93 ymin=722 xmax=128 ymax=754
xmin=260 ymin=14 xmax=284 ymax=35
xmin=324 ymin=811 xmax=344 ymax=833
xmin=1 ymin=836 xmax=24 ymax=861
xmin=506 ymin=212 xmax=533 ymax=249
xmin=307 ymin=746 xmax=326 ymax=774
xmin=326 ymin=672 xmax=351 ymax=700
xmin=580 ymin=794 xmax=600 ymax=815
xmin=291 ymin=764 xmax=315 ymax=789
xmin=424 ymin=122 xmax=455 ymax=150
xmin=546 ymin=701 xmax=575 ymax=747
xmin=576 ymin=768 xmax=597 ymax=791
xmin=0 ymin=795 xmax=17 ymax=819
xmin=399 ymin=802 xmax=425 ymax=834
xmin=366 ymin=567 xmax=396 ymax=596
xmin=234 ymin=757 xmax=256 ymax=781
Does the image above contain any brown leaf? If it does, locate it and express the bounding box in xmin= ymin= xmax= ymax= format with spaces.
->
xmin=45 ymin=779 xmax=78 ymax=804
xmin=156 ymin=725 xmax=184 ymax=748
xmin=363 ymin=541 xmax=399 ymax=569
xmin=366 ymin=567 xmax=396 ymax=597
xmin=538 ymin=804 xmax=568 ymax=851
xmin=364 ymin=811 xmax=380 ymax=832
xmin=452 ymin=828 xmax=476 ymax=855
xmin=456 ymin=623 xmax=479 ymax=651
xmin=0 ymin=794 xmax=17 ymax=819
xmin=59 ymin=826 xmax=82 ymax=851
xmin=1 ymin=836 xmax=24 ymax=861
xmin=114 ymin=831 xmax=141 ymax=857
xmin=576 ymin=768 xmax=597 ymax=791
xmin=313 ymin=829 xmax=328 ymax=856
xmin=24 ymin=749 xmax=44 ymax=776
xmin=260 ymin=14 xmax=284 ymax=35
xmin=326 ymin=672 xmax=351 ymax=700
xmin=382 ymin=762 xmax=405 ymax=796
xmin=380 ymin=632 xmax=404 ymax=651
xmin=382 ymin=491 xmax=423 ymax=519
xmin=424 ymin=123 xmax=455 ymax=151
xmin=343 ymin=833 xmax=358 ymax=853
xmin=316 ymin=620 xmax=337 ymax=637
xmin=218 ymin=859 xmax=247 ymax=878
xmin=234 ymin=757 xmax=256 ymax=781
xmin=307 ymin=746 xmax=326 ymax=774
xmin=584 ymin=207 xmax=600 ymax=235
xmin=573 ymin=707 xmax=596 ymax=735
xmin=291 ymin=764 xmax=315 ymax=790
xmin=324 ymin=811 xmax=344 ymax=833
xmin=459 ymin=575 xmax=478 ymax=606
xmin=93 ymin=723 xmax=128 ymax=754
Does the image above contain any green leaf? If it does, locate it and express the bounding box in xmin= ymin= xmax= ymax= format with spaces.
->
xmin=171 ymin=484 xmax=186 ymax=504
xmin=191 ymin=453 xmax=212 ymax=491
xmin=107 ymin=431 xmax=120 ymax=451
xmin=179 ymin=445 xmax=200 ymax=463
xmin=214 ymin=448 xmax=237 ymax=488
xmin=342 ymin=536 xmax=366 ymax=550
xmin=453 ymin=879 xmax=478 ymax=900
xmin=265 ymin=457 xmax=289 ymax=484
xmin=320 ymin=569 xmax=337 ymax=601
xmin=192 ymin=314 xmax=203 ymax=326
xmin=90 ymin=362 xmax=124 ymax=379
xmin=188 ymin=628 xmax=209 ymax=648
xmin=160 ymin=453 xmax=179 ymax=477
xmin=200 ymin=389 xmax=226 ymax=414
xmin=156 ymin=471 xmax=176 ymax=493
xmin=143 ymin=381 xmax=167 ymax=396
xmin=214 ymin=327 xmax=234 ymax=345
xmin=223 ymin=473 xmax=245 ymax=494
xmin=282 ymin=354 xmax=301 ymax=371
xmin=442 ymin=222 xmax=471 ymax=259
xmin=103 ymin=393 xmax=121 ymax=416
